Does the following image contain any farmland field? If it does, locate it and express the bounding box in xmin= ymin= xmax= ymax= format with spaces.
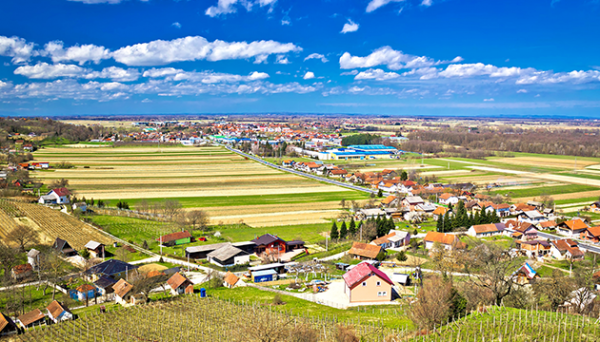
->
xmin=32 ymin=146 xmax=369 ymax=227
xmin=0 ymin=200 xmax=114 ymax=250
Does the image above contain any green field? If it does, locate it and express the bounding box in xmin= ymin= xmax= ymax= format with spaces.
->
xmin=489 ymin=184 xmax=599 ymax=198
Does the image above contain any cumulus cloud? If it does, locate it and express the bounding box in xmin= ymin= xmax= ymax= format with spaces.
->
xmin=341 ymin=20 xmax=359 ymax=34
xmin=303 ymin=71 xmax=315 ymax=80
xmin=142 ymin=67 xmax=184 ymax=78
xmin=0 ymin=36 xmax=36 ymax=64
xmin=304 ymin=53 xmax=328 ymax=63
xmin=420 ymin=0 xmax=433 ymax=7
xmin=366 ymin=0 xmax=405 ymax=13
xmin=112 ymin=36 xmax=300 ymax=66
xmin=205 ymin=0 xmax=278 ymax=17
xmin=86 ymin=66 xmax=140 ymax=82
xmin=340 ymin=46 xmax=436 ymax=70
xmin=43 ymin=41 xmax=111 ymax=65
xmin=340 ymin=70 xmax=359 ymax=76
xmin=275 ymin=55 xmax=290 ymax=64
xmin=483 ymin=98 xmax=494 ymax=102
xmin=14 ymin=62 xmax=140 ymax=81
xmin=354 ymin=68 xmax=400 ymax=81
xmin=438 ymin=63 xmax=531 ymax=78
xmin=517 ymin=89 xmax=528 ymax=93
xmin=172 ymin=22 xmax=181 ymax=29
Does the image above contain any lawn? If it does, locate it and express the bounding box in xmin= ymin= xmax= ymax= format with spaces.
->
xmin=0 ymin=285 xmax=65 ymax=314
xmin=489 ymin=184 xmax=599 ymax=198
xmin=199 ymin=285 xmax=413 ymax=329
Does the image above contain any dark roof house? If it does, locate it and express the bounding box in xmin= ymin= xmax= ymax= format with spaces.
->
xmin=84 ymin=259 xmax=138 ymax=280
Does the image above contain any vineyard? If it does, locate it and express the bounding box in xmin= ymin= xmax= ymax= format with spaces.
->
xmin=9 ymin=295 xmax=600 ymax=342
xmin=0 ymin=200 xmax=114 ymax=250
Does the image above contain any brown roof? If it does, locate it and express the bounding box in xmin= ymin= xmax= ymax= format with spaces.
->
xmin=330 ymin=169 xmax=348 ymax=175
xmin=561 ymin=219 xmax=589 ymax=231
xmin=18 ymin=309 xmax=45 ymax=326
xmin=348 ymin=242 xmax=382 ymax=259
xmin=552 ymin=239 xmax=570 ymax=252
xmin=539 ymin=220 xmax=557 ymax=228
xmin=424 ymin=232 xmax=465 ymax=248
xmin=76 ymin=284 xmax=96 ymax=292
xmin=381 ymin=195 xmax=397 ymax=205
xmin=471 ymin=224 xmax=500 ymax=234
xmin=0 ymin=313 xmax=15 ymax=332
xmin=371 ymin=232 xmax=396 ymax=245
xmin=157 ymin=230 xmax=192 ymax=243
xmin=585 ymin=226 xmax=600 ymax=237
xmin=432 ymin=206 xmax=448 ymax=216
xmin=12 ymin=263 xmax=33 ymax=275
xmin=113 ymin=278 xmax=134 ymax=298
xmin=439 ymin=193 xmax=454 ymax=200
xmin=46 ymin=301 xmax=68 ymax=320
xmin=167 ymin=273 xmax=192 ymax=290
xmin=223 ymin=271 xmax=239 ymax=286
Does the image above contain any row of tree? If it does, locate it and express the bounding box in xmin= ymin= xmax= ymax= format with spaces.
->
xmin=436 ymin=201 xmax=500 ymax=232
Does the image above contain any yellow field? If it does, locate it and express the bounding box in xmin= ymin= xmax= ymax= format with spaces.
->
xmin=493 ymin=157 xmax=599 ymax=170
xmin=514 ymin=190 xmax=600 ymax=203
xmin=32 ymin=146 xmax=361 ymax=227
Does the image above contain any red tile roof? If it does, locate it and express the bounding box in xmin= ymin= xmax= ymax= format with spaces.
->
xmin=167 ymin=273 xmax=192 ymax=290
xmin=52 ymin=188 xmax=70 ymax=197
xmin=17 ymin=309 xmax=45 ymax=326
xmin=12 ymin=263 xmax=32 ymax=275
xmin=343 ymin=262 xmax=393 ymax=289
xmin=561 ymin=219 xmax=589 ymax=231
xmin=424 ymin=232 xmax=465 ymax=248
xmin=46 ymin=301 xmax=68 ymax=320
xmin=157 ymin=231 xmax=192 ymax=243
xmin=348 ymin=242 xmax=382 ymax=259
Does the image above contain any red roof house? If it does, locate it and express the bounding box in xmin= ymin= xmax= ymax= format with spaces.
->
xmin=343 ymin=262 xmax=393 ymax=303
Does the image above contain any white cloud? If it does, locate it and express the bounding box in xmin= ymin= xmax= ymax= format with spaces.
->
xmin=303 ymin=71 xmax=315 ymax=80
xmin=354 ymin=68 xmax=400 ymax=81
xmin=341 ymin=70 xmax=359 ymax=76
xmin=0 ymin=36 xmax=36 ymax=64
xmin=341 ymin=19 xmax=359 ymax=34
xmin=142 ymin=67 xmax=184 ymax=78
xmin=450 ymin=56 xmax=464 ymax=63
xmin=14 ymin=63 xmax=88 ymax=79
xmin=281 ymin=19 xmax=291 ymax=25
xmin=420 ymin=0 xmax=433 ymax=7
xmin=159 ymin=70 xmax=269 ymax=84
xmin=14 ymin=62 xmax=140 ymax=81
xmin=340 ymin=46 xmax=435 ymax=70
xmin=248 ymin=71 xmax=269 ymax=80
xmin=205 ymin=0 xmax=277 ymax=17
xmin=43 ymin=41 xmax=111 ymax=65
xmin=276 ymin=55 xmax=290 ymax=64
xmin=304 ymin=53 xmax=328 ymax=63
xmin=483 ymin=98 xmax=494 ymax=102
xmin=112 ymin=36 xmax=301 ymax=66
xmin=516 ymin=70 xmax=600 ymax=85
xmin=517 ymin=89 xmax=528 ymax=93
xmin=172 ymin=22 xmax=181 ymax=29
xmin=438 ymin=63 xmax=530 ymax=78
xmin=366 ymin=0 xmax=405 ymax=13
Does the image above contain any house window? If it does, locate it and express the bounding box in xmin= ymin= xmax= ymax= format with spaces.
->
xmin=377 ymin=291 xmax=387 ymax=297
xmin=376 ymin=281 xmax=381 ymax=286
xmin=362 ymin=282 xmax=367 ymax=287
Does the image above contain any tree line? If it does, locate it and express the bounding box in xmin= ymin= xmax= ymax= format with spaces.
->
xmin=436 ymin=201 xmax=501 ymax=232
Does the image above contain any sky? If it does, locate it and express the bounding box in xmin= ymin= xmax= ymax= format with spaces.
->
xmin=0 ymin=0 xmax=599 ymax=117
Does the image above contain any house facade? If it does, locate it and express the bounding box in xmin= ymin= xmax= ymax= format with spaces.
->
xmin=343 ymin=262 xmax=393 ymax=303
xmin=38 ymin=188 xmax=70 ymax=204
xmin=557 ymin=219 xmax=589 ymax=237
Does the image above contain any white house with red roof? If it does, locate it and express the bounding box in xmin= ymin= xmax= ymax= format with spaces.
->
xmin=38 ymin=188 xmax=70 ymax=205
xmin=343 ymin=262 xmax=393 ymax=303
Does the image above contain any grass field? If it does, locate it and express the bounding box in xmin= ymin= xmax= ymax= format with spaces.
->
xmin=32 ymin=146 xmax=369 ymax=227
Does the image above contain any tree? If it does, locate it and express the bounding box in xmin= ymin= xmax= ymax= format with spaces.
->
xmin=409 ymin=277 xmax=457 ymax=329
xmin=162 ymin=199 xmax=182 ymax=219
xmin=362 ymin=221 xmax=377 ymax=241
xmin=436 ymin=214 xmax=444 ymax=232
xmin=533 ymin=269 xmax=575 ymax=311
xmin=330 ymin=222 xmax=339 ymax=240
xmin=0 ymin=244 xmax=20 ymax=283
xmin=348 ymin=218 xmax=357 ymax=236
xmin=400 ymin=170 xmax=408 ymax=181
xmin=79 ymin=249 xmax=90 ymax=259
xmin=178 ymin=210 xmax=210 ymax=232
xmin=49 ymin=178 xmax=69 ymax=189
xmin=339 ymin=221 xmax=348 ymax=240
xmin=339 ymin=199 xmax=346 ymax=209
xmin=396 ymin=250 xmax=407 ymax=262
xmin=115 ymin=247 xmax=130 ymax=263
xmin=443 ymin=212 xmax=452 ymax=232
xmin=137 ymin=199 xmax=149 ymax=213
xmin=6 ymin=225 xmax=39 ymax=252
xmin=464 ymin=241 xmax=524 ymax=305
xmin=43 ymin=251 xmax=70 ymax=300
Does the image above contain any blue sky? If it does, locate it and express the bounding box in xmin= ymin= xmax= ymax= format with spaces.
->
xmin=1 ymin=0 xmax=599 ymax=117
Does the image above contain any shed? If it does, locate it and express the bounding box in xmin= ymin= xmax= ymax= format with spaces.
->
xmin=185 ymin=242 xmax=231 ymax=259
xmin=84 ymin=241 xmax=105 ymax=258
xmin=46 ymin=301 xmax=72 ymax=323
xmin=94 ymin=276 xmax=117 ymax=295
xmin=0 ymin=313 xmax=17 ymax=336
xmin=157 ymin=231 xmax=192 ymax=247
xmin=392 ymin=273 xmax=411 ymax=286
xmin=207 ymin=245 xmax=250 ymax=267
xmin=252 ymin=269 xmax=277 ymax=283
xmin=17 ymin=309 xmax=46 ymax=329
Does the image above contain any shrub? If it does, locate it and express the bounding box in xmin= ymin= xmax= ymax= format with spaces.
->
xmin=396 ymin=250 xmax=407 ymax=262
xmin=272 ymin=294 xmax=283 ymax=305
xmin=335 ymin=325 xmax=359 ymax=342
xmin=79 ymin=249 xmax=90 ymax=259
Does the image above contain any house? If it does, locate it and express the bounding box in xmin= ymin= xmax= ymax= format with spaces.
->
xmin=38 ymin=187 xmax=70 ymax=204
xmin=467 ymin=223 xmax=506 ymax=238
xmin=580 ymin=226 xmax=600 ymax=244
xmin=71 ymin=284 xmax=98 ymax=301
xmin=378 ymin=181 xmax=398 ymax=192
xmin=84 ymin=241 xmax=105 ymax=258
xmin=94 ymin=276 xmax=117 ymax=296
xmin=348 ymin=242 xmax=383 ymax=260
xmin=223 ymin=271 xmax=242 ymax=288
xmin=167 ymin=273 xmax=194 ymax=296
xmin=185 ymin=242 xmax=233 ymax=260
xmin=391 ymin=273 xmax=411 ymax=286
xmin=252 ymin=234 xmax=287 ymax=255
xmin=11 ymin=263 xmax=33 ymax=281
xmin=0 ymin=313 xmax=18 ymax=337
xmin=329 ymin=169 xmax=348 ymax=178
xmin=538 ymin=220 xmax=557 ymax=231
xmin=84 ymin=259 xmax=139 ymax=282
xmin=381 ymin=195 xmax=399 ymax=207
xmin=590 ymin=201 xmax=600 ymax=213
xmin=402 ymin=196 xmax=424 ymax=210
xmin=113 ymin=278 xmax=135 ymax=305
xmin=207 ymin=245 xmax=250 ymax=267
xmin=46 ymin=301 xmax=73 ymax=323
xmin=252 ymin=269 xmax=278 ymax=283
xmin=510 ymin=203 xmax=536 ymax=215
xmin=156 ymin=231 xmax=193 ymax=247
xmin=415 ymin=203 xmax=437 ymax=213
xmin=518 ymin=210 xmax=547 ymax=225
xmin=510 ymin=223 xmax=538 ymax=241
xmin=53 ymin=237 xmax=78 ymax=257
xmin=27 ymin=249 xmax=40 ymax=270
xmin=432 ymin=206 xmax=449 ymax=220
xmin=17 ymin=309 xmax=46 ymax=329
xmin=282 ymin=160 xmax=294 ymax=167
xmin=550 ymin=239 xmax=585 ymax=261
xmin=513 ymin=263 xmax=540 ymax=285
xmin=423 ymin=232 xmax=465 ymax=250
xmin=370 ymin=230 xmax=410 ymax=249
xmin=486 ymin=203 xmax=511 ymax=217
xmin=248 ymin=263 xmax=286 ymax=275
xmin=356 ymin=208 xmax=386 ymax=220
xmin=516 ymin=240 xmax=551 ymax=258
xmin=343 ymin=262 xmax=393 ymax=303
xmin=72 ymin=202 xmax=87 ymax=212
xmin=557 ymin=219 xmax=589 ymax=237
xmin=439 ymin=193 xmax=459 ymax=206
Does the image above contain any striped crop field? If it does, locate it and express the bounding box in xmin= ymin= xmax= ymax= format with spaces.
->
xmin=32 ymin=146 xmax=368 ymax=227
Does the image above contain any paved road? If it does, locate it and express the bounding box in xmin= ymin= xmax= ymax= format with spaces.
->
xmin=504 ymin=228 xmax=600 ymax=254
xmin=226 ymin=146 xmax=384 ymax=196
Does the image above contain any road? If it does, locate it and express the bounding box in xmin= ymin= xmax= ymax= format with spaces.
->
xmin=504 ymin=228 xmax=600 ymax=254
xmin=226 ymin=146 xmax=384 ymax=196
